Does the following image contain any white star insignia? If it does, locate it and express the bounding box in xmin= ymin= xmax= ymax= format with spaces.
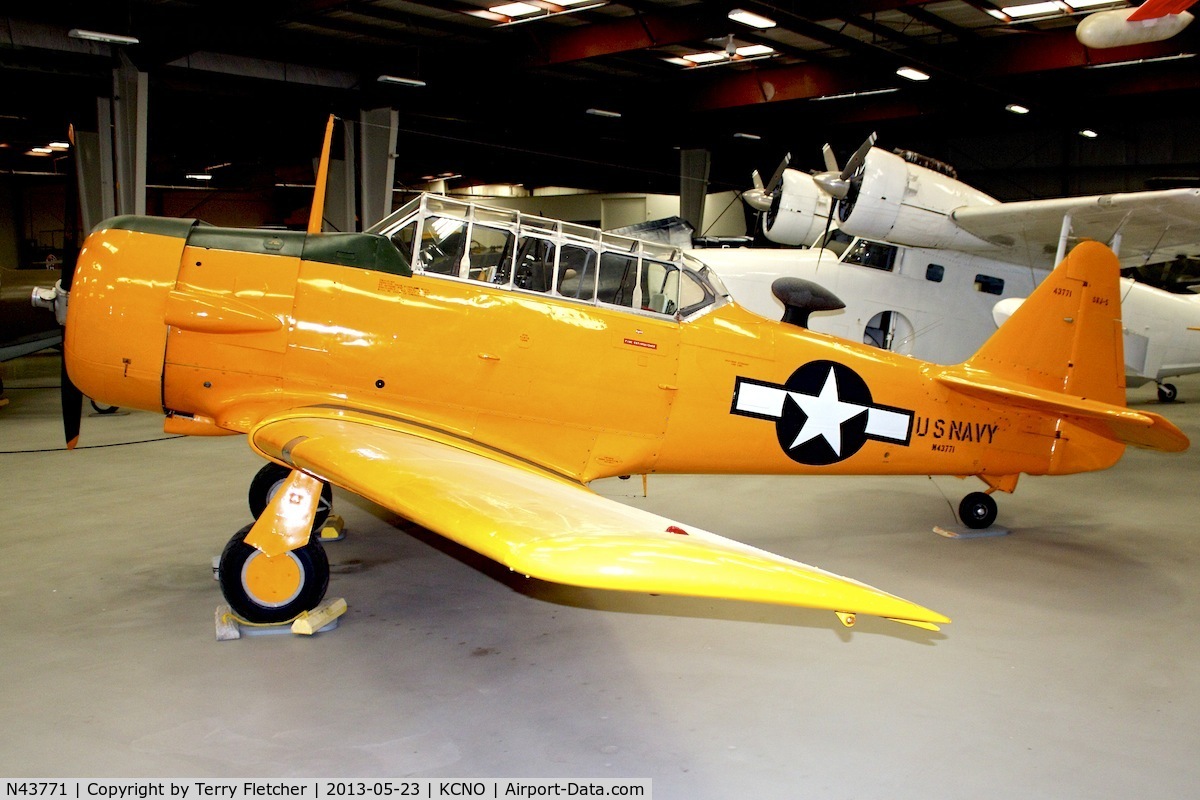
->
xmin=785 ymin=367 xmax=868 ymax=453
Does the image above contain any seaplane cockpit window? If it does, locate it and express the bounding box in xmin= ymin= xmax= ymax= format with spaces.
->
xmin=842 ymin=239 xmax=898 ymax=272
xmin=465 ymin=224 xmax=514 ymax=284
xmin=417 ymin=216 xmax=469 ymax=275
xmin=557 ymin=245 xmax=598 ymax=301
xmin=597 ymin=252 xmax=636 ymax=307
xmin=514 ymin=236 xmax=556 ymax=293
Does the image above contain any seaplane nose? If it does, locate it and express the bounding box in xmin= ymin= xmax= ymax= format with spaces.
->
xmin=65 ymin=216 xmax=193 ymax=413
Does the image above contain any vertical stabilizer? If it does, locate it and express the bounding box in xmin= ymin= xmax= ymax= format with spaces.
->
xmin=963 ymin=241 xmax=1125 ymax=406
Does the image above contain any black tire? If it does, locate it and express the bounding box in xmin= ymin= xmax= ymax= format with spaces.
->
xmin=89 ymin=400 xmax=119 ymax=414
xmin=959 ymin=492 xmax=998 ymax=530
xmin=1158 ymin=383 xmax=1178 ymax=403
xmin=218 ymin=524 xmax=330 ymax=624
xmin=248 ymin=462 xmax=333 ymax=531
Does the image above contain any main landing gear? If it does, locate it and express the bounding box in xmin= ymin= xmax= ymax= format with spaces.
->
xmin=1157 ymin=382 xmax=1178 ymax=403
xmin=217 ymin=464 xmax=335 ymax=623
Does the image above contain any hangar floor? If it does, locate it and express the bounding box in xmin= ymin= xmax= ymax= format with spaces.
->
xmin=2 ymin=352 xmax=1198 ymax=798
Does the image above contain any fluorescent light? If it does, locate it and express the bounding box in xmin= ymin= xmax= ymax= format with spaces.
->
xmin=1079 ymin=129 xmax=1099 ymax=138
xmin=586 ymin=108 xmax=622 ymax=118
xmin=378 ymin=75 xmax=427 ymax=87
xmin=1063 ymin=0 xmax=1118 ymax=8
xmin=47 ymin=141 xmax=70 ymax=150
xmin=896 ymin=66 xmax=930 ymax=81
xmin=735 ymin=44 xmax=775 ymax=58
xmin=1000 ymin=2 xmax=1067 ymax=19
xmin=68 ymin=28 xmax=140 ymax=45
xmin=1006 ymin=103 xmax=1030 ymax=114
xmin=31 ymin=147 xmax=53 ymax=154
xmin=728 ymin=9 xmax=776 ymax=29
xmin=986 ymin=9 xmax=1009 ymax=19
xmin=733 ymin=132 xmax=762 ymax=140
xmin=490 ymin=2 xmax=539 ymax=16
xmin=812 ymin=87 xmax=900 ymax=101
xmin=662 ymin=56 xmax=692 ymax=66
xmin=185 ymin=173 xmax=213 ymax=181
xmin=683 ymin=51 xmax=728 ymax=64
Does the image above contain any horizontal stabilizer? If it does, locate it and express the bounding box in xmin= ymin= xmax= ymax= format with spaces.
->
xmin=936 ymin=369 xmax=1188 ymax=452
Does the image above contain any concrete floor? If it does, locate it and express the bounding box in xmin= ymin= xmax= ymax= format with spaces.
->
xmin=2 ymin=352 xmax=1199 ymax=798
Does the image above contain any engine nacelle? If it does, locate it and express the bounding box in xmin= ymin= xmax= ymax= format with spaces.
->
xmin=762 ymin=169 xmax=832 ymax=246
xmin=836 ymin=148 xmax=998 ymax=250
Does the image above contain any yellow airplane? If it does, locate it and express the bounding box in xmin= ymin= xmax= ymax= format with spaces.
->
xmin=60 ymin=124 xmax=1187 ymax=634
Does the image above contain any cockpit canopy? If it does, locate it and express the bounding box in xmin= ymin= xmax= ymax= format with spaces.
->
xmin=369 ymin=194 xmax=730 ymax=320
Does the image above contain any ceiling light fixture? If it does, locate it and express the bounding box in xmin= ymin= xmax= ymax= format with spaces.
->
xmin=735 ymin=44 xmax=775 ymax=58
xmin=733 ymin=132 xmax=762 ymax=140
xmin=1006 ymin=103 xmax=1030 ymax=114
xmin=68 ymin=28 xmax=140 ymax=45
xmin=47 ymin=141 xmax=70 ymax=150
xmin=896 ymin=66 xmax=931 ymax=81
xmin=586 ymin=107 xmax=622 ymax=118
xmin=1079 ymin=129 xmax=1099 ymax=138
xmin=472 ymin=1 xmax=606 ymax=25
xmin=728 ymin=9 xmax=777 ymax=29
xmin=377 ymin=75 xmax=427 ymax=87
xmin=683 ymin=51 xmax=728 ymax=64
xmin=490 ymin=2 xmax=539 ymax=16
xmin=185 ymin=173 xmax=213 ymax=181
xmin=999 ymin=2 xmax=1068 ymax=19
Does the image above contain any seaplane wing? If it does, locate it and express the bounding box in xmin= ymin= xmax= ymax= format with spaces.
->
xmin=951 ymin=188 xmax=1200 ymax=268
xmin=248 ymin=407 xmax=950 ymax=631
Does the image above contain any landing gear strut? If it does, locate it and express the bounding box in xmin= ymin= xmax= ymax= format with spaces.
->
xmin=1157 ymin=383 xmax=1178 ymax=403
xmin=248 ymin=462 xmax=333 ymax=531
xmin=959 ymin=491 xmax=998 ymax=530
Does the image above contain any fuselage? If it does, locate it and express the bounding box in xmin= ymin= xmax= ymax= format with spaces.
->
xmin=64 ymin=201 xmax=1126 ymax=490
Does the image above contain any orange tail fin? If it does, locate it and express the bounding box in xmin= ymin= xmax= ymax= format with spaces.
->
xmin=939 ymin=241 xmax=1188 ymax=459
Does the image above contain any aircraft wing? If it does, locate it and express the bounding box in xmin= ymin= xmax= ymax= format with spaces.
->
xmin=950 ymin=188 xmax=1200 ymax=268
xmin=248 ymin=408 xmax=950 ymax=631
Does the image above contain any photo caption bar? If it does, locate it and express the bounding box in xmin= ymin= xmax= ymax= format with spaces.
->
xmin=2 ymin=780 xmax=652 ymax=800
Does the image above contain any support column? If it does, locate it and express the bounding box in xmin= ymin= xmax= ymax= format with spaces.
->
xmin=359 ymin=108 xmax=399 ymax=228
xmin=680 ymin=148 xmax=710 ymax=235
xmin=111 ymin=53 xmax=147 ymax=216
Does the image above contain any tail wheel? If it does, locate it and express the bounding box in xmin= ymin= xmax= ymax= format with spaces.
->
xmin=218 ymin=524 xmax=330 ymax=624
xmin=1157 ymin=383 xmax=1178 ymax=403
xmin=959 ymin=492 xmax=998 ymax=530
xmin=248 ymin=462 xmax=333 ymax=532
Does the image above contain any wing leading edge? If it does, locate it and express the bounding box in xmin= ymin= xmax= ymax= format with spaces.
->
xmin=248 ymin=408 xmax=950 ymax=631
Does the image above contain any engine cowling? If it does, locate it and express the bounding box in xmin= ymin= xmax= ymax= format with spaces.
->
xmin=762 ymin=169 xmax=832 ymax=246
xmin=836 ymin=148 xmax=998 ymax=250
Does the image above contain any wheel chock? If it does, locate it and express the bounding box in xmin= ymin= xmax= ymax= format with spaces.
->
xmin=214 ymin=598 xmax=347 ymax=640
xmin=291 ymin=597 xmax=348 ymax=635
xmin=933 ymin=524 xmax=1011 ymax=539
xmin=319 ymin=514 xmax=346 ymax=541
